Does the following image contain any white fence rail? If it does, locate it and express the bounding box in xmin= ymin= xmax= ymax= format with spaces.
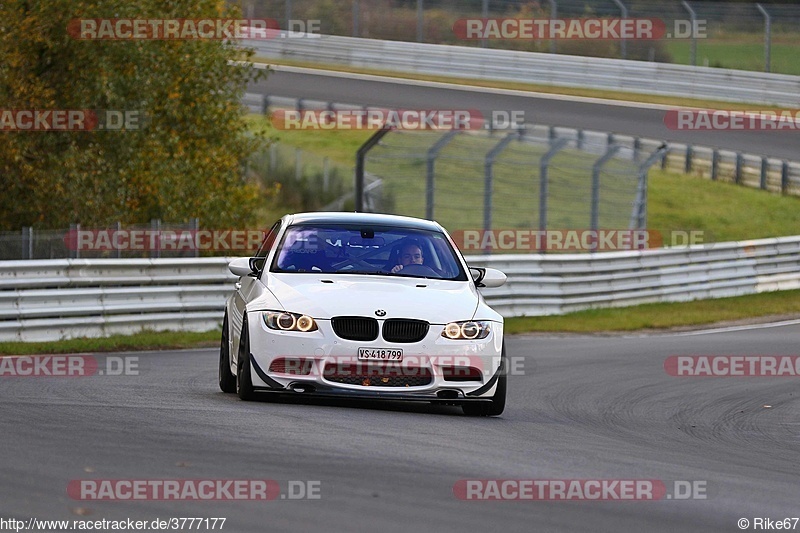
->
xmin=0 ymin=259 xmax=232 ymax=342
xmin=2 ymin=236 xmax=799 ymax=342
xmin=245 ymin=34 xmax=800 ymax=107
xmin=471 ymin=236 xmax=800 ymax=316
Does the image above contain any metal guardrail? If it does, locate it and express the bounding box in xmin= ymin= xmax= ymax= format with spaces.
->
xmin=472 ymin=236 xmax=800 ymax=316
xmin=0 ymin=259 xmax=233 ymax=342
xmin=249 ymin=0 xmax=800 ymax=72
xmin=244 ymin=34 xmax=800 ymax=106
xmin=2 ymin=236 xmax=799 ymax=341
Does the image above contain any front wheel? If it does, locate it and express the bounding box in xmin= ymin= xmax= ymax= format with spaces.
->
xmin=219 ymin=313 xmax=236 ymax=393
xmin=462 ymin=345 xmax=507 ymax=417
xmin=236 ymin=316 xmax=256 ymax=401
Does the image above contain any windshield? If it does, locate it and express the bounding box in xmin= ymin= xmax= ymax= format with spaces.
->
xmin=270 ymin=224 xmax=468 ymax=281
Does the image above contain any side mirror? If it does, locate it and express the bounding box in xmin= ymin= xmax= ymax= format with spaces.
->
xmin=249 ymin=257 xmax=266 ymax=273
xmin=470 ymin=267 xmax=506 ymax=288
xmin=229 ymin=257 xmax=259 ymax=277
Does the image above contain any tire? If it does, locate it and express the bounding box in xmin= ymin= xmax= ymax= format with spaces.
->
xmin=218 ymin=313 xmax=236 ymax=393
xmin=236 ymin=316 xmax=256 ymax=401
xmin=462 ymin=345 xmax=507 ymax=417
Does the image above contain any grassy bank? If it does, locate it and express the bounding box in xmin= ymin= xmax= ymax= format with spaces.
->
xmin=0 ymin=330 xmax=219 ymax=356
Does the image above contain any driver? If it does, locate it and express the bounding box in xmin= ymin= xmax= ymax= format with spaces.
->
xmin=390 ymin=242 xmax=424 ymax=273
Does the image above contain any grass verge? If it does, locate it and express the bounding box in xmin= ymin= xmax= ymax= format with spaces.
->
xmin=666 ymin=36 xmax=800 ymax=76
xmin=0 ymin=329 xmax=220 ymax=356
xmin=505 ymin=289 xmax=800 ymax=334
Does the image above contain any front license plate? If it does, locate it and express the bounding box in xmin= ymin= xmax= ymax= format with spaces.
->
xmin=358 ymin=348 xmax=403 ymax=361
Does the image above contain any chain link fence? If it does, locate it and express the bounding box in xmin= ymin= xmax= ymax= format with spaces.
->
xmin=358 ymin=126 xmax=666 ymax=252
xmin=0 ymin=220 xmax=201 ymax=261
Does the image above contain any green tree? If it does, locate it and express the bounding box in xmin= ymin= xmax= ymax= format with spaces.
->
xmin=0 ymin=0 xmax=265 ymax=229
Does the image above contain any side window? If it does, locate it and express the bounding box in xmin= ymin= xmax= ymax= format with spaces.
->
xmin=253 ymin=220 xmax=281 ymax=274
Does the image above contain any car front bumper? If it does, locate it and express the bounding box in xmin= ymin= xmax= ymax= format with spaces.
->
xmin=246 ymin=315 xmax=504 ymax=400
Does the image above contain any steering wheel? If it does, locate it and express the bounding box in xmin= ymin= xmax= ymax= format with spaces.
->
xmin=395 ymin=264 xmax=439 ymax=277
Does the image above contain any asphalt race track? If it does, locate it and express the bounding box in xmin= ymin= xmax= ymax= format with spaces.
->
xmin=251 ymin=67 xmax=800 ymax=160
xmin=3 ymin=323 xmax=800 ymax=532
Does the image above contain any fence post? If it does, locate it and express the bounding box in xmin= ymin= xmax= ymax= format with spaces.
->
xmin=355 ymin=126 xmax=393 ymax=212
xmin=261 ymin=95 xmax=270 ymax=115
xmin=480 ymin=0 xmax=489 ymax=48
xmin=591 ymin=145 xmax=622 ymax=245
xmin=285 ymin=0 xmax=292 ymax=28
xmin=682 ymin=1 xmax=697 ymax=66
xmin=539 ymin=138 xmax=569 ymax=237
xmin=484 ymin=132 xmax=519 ymax=239
xmin=781 ymin=161 xmax=789 ymax=194
xmin=632 ymin=137 xmax=641 ymax=163
xmin=685 ymin=144 xmax=693 ymax=173
xmin=611 ymin=0 xmax=627 ymax=59
xmin=70 ymin=223 xmax=80 ymax=259
xmin=711 ymin=149 xmax=719 ymax=180
xmin=576 ymin=129 xmax=584 ymax=150
xmin=151 ymin=219 xmax=160 ymax=259
xmin=21 ymin=226 xmax=33 ymax=260
xmin=735 ymin=153 xmax=743 ymax=184
xmin=115 ymin=221 xmax=122 ymax=259
xmin=352 ymin=0 xmax=360 ymax=38
xmin=760 ymin=157 xmax=768 ymax=190
xmin=425 ymin=129 xmax=460 ymax=220
xmin=630 ymin=145 xmax=668 ymax=230
xmin=756 ymin=4 xmax=771 ymax=73
xmin=416 ymin=0 xmax=424 ymax=42
xmin=547 ymin=0 xmax=557 ymax=54
xmin=191 ymin=218 xmax=200 ymax=258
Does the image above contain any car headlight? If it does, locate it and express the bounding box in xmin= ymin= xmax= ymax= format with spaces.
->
xmin=263 ymin=311 xmax=318 ymax=332
xmin=441 ymin=320 xmax=491 ymax=340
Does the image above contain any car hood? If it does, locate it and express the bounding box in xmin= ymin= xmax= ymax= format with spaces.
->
xmin=257 ymin=273 xmax=481 ymax=323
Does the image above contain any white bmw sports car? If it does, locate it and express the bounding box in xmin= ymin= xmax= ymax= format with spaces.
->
xmin=219 ymin=212 xmax=508 ymax=416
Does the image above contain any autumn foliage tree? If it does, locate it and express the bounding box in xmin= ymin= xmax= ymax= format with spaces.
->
xmin=0 ymin=0 xmax=265 ymax=229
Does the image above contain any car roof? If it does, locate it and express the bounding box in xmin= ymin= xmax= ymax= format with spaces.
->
xmin=283 ymin=212 xmax=444 ymax=232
